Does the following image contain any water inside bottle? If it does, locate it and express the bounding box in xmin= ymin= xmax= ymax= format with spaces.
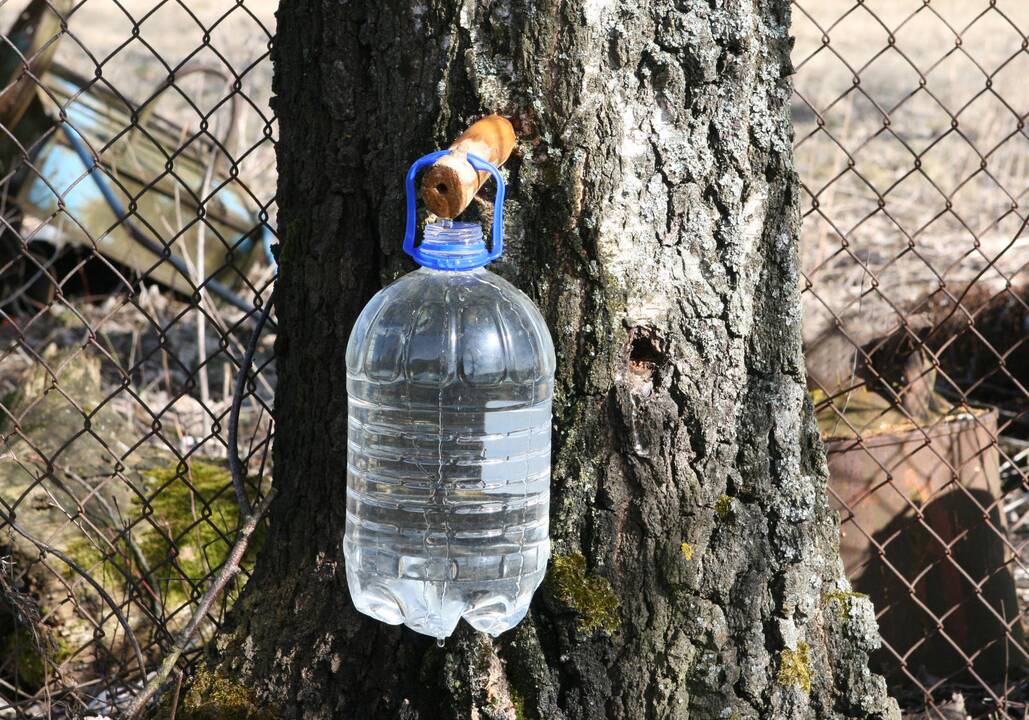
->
xmin=343 ymin=261 xmax=555 ymax=639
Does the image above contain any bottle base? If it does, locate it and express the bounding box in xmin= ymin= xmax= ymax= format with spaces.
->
xmin=345 ymin=566 xmax=546 ymax=639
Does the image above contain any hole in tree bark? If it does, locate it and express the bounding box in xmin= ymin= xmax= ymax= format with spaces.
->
xmin=626 ymin=326 xmax=667 ymax=378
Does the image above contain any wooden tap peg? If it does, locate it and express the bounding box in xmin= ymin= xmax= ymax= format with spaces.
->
xmin=420 ymin=115 xmax=515 ymax=219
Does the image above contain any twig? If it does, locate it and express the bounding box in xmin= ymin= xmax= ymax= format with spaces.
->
xmin=193 ymin=70 xmax=216 ymax=448
xmin=168 ymin=670 xmax=184 ymax=720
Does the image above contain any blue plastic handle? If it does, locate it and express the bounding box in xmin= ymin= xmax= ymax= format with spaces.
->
xmin=403 ymin=149 xmax=506 ymax=262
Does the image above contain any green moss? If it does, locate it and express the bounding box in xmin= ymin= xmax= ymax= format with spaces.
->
xmin=142 ymin=461 xmax=256 ymax=584
xmin=778 ymin=641 xmax=811 ymax=693
xmin=174 ymin=667 xmax=276 ymax=720
xmin=824 ymin=590 xmax=868 ymax=620
xmin=66 ymin=460 xmax=266 ymax=608
xmin=2 ymin=626 xmax=47 ymax=689
xmin=715 ymin=495 xmax=734 ymax=521
xmin=508 ymin=682 xmax=533 ymax=720
xmin=680 ymin=542 xmax=695 ymax=561
xmin=548 ymin=553 xmax=620 ymax=634
xmin=65 ymin=536 xmax=123 ymax=593
xmin=1 ymin=608 xmax=82 ymax=692
xmin=45 ymin=305 xmax=82 ymax=329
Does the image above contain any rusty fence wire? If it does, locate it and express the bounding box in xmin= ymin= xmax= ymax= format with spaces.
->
xmin=793 ymin=0 xmax=1029 ymax=716
xmin=0 ymin=0 xmax=277 ymax=716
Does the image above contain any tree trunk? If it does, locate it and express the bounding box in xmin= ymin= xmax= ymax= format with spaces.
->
xmin=208 ymin=1 xmax=902 ymax=718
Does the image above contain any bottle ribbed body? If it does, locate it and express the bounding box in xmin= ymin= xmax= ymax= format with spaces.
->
xmin=344 ymin=266 xmax=555 ymax=638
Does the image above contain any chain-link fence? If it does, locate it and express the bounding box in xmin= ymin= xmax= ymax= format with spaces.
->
xmin=0 ymin=0 xmax=1026 ymax=717
xmin=0 ymin=0 xmax=277 ymax=715
xmin=793 ymin=0 xmax=1028 ymax=716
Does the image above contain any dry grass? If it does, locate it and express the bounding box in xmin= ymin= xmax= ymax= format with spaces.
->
xmin=792 ymin=0 xmax=1029 ymax=359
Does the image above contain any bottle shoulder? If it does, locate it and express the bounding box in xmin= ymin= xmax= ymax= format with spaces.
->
xmin=346 ymin=268 xmax=556 ymax=383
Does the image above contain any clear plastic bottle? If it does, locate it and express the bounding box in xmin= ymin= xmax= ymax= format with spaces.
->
xmin=343 ymin=153 xmax=555 ymax=639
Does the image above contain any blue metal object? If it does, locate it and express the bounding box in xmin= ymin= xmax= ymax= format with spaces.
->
xmin=59 ymin=122 xmax=263 ymax=317
xmin=9 ymin=61 xmax=274 ymax=311
xmin=403 ymin=149 xmax=505 ymax=271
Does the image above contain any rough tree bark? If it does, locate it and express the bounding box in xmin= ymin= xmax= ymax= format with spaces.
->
xmin=204 ymin=1 xmax=903 ymax=719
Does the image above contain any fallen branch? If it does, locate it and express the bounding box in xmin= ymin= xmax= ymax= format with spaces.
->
xmin=123 ymin=487 xmax=275 ymax=719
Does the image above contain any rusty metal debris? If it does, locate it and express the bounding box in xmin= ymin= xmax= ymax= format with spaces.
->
xmin=0 ymin=0 xmax=273 ymax=313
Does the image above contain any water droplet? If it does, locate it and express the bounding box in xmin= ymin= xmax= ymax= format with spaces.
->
xmin=436 ymin=637 xmax=445 ymax=648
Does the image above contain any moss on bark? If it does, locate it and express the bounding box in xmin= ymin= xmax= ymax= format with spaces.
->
xmin=161 ymin=667 xmax=277 ymax=720
xmin=779 ymin=642 xmax=813 ymax=694
xmin=547 ymin=553 xmax=620 ymax=634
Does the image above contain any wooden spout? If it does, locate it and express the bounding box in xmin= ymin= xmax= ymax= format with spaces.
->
xmin=420 ymin=115 xmax=515 ymax=219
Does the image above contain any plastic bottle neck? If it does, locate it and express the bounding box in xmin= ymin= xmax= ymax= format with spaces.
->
xmin=411 ymin=221 xmax=492 ymax=271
